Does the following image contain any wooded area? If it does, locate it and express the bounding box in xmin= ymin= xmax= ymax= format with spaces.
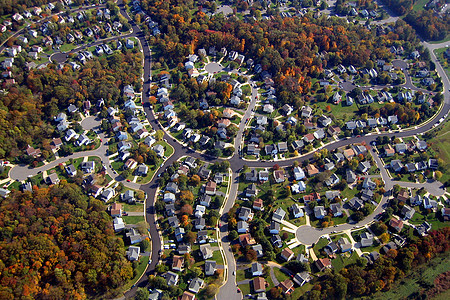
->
xmin=0 ymin=183 xmax=133 ymax=299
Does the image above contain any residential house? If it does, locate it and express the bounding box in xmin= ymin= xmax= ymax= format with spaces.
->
xmin=330 ymin=203 xmax=343 ymax=217
xmin=273 ymin=169 xmax=285 ymax=183
xmin=205 ymin=261 xmax=217 ymax=276
xmin=165 ymin=271 xmax=179 ymax=286
xmin=293 ymin=272 xmax=311 ymax=287
xmin=314 ymin=206 xmax=326 ymax=219
xmin=273 ymin=207 xmax=286 ymax=222
xmin=251 ymin=262 xmax=263 ymax=276
xmin=279 ymin=279 xmax=295 ymax=295
xmin=127 ymin=246 xmax=140 ymax=261
xmin=269 ymin=221 xmax=280 ymax=234
xmin=172 ymin=255 xmax=184 ymax=272
xmin=349 ymin=197 xmax=364 ymax=210
xmin=389 ymin=217 xmax=404 ymax=232
xmin=315 ymin=258 xmax=332 ymax=272
xmin=253 ymin=277 xmax=266 ymax=293
xmin=291 ymin=204 xmax=304 ymax=218
xmin=188 ymin=277 xmax=204 ymax=294
xmin=281 ymin=248 xmax=294 ymax=262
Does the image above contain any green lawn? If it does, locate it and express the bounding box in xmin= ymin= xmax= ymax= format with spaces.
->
xmin=122 ymin=216 xmax=145 ymax=224
xmin=313 ymin=237 xmax=329 ymax=258
xmin=122 ymin=203 xmax=144 ymax=212
xmin=237 ymin=282 xmax=250 ymax=296
xmin=331 ymin=251 xmax=359 ymax=272
xmin=273 ymin=267 xmax=289 ymax=283
xmin=412 ymin=0 xmax=429 ymax=12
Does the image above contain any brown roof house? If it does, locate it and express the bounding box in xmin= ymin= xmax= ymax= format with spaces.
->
xmin=389 ymin=217 xmax=404 ymax=233
xmin=253 ymin=277 xmax=266 ymax=293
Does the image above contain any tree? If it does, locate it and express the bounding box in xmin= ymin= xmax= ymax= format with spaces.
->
xmin=189 ymin=174 xmax=201 ymax=186
xmin=135 ymin=288 xmax=149 ymax=300
xmin=228 ymin=230 xmax=238 ymax=241
xmin=380 ymin=232 xmax=390 ymax=243
xmin=435 ymin=170 xmax=443 ymax=181
xmin=205 ymin=284 xmax=219 ymax=297
xmin=180 ymin=204 xmax=193 ymax=215
xmin=185 ymin=231 xmax=197 ymax=244
xmin=246 ymin=249 xmax=258 ymax=262
xmin=155 ymin=130 xmax=164 ymax=141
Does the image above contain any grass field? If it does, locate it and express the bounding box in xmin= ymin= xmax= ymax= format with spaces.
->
xmin=412 ymin=0 xmax=429 ymax=12
xmin=122 ymin=216 xmax=145 ymax=224
xmin=429 ymin=119 xmax=450 ymax=183
xmin=433 ymin=48 xmax=450 ymax=80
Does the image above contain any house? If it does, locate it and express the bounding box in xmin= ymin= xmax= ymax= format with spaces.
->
xmin=205 ymin=261 xmax=217 ymax=276
xmin=303 ymin=133 xmax=315 ymax=144
xmin=172 ymin=255 xmax=184 ymax=272
xmin=246 ymin=183 xmax=257 ymax=198
xmin=325 ymin=241 xmax=339 ymax=255
xmin=188 ymin=277 xmax=204 ymax=294
xmin=246 ymin=169 xmax=258 ymax=182
xmin=384 ymin=145 xmax=395 ymax=157
xmin=273 ymin=207 xmax=286 ymax=222
xmin=165 ymin=204 xmax=175 ymax=217
xmin=293 ymin=272 xmax=311 ymax=287
xmin=389 ymin=217 xmax=404 ymax=232
xmin=237 ymin=220 xmax=249 ymax=233
xmin=328 ymin=126 xmax=341 ymax=137
xmin=338 ymin=237 xmax=352 ymax=252
xmin=391 ymin=160 xmax=404 ymax=172
xmin=46 ymin=173 xmax=60 ymax=185
xmin=166 ymin=271 xmax=179 ymax=286
xmin=163 ymin=193 xmax=175 ymax=203
xmin=397 ymin=190 xmax=409 ymax=202
xmin=291 ymin=204 xmax=304 ymax=218
xmin=349 ymin=197 xmax=364 ymax=210
xmin=281 ymin=248 xmax=294 ymax=262
xmin=358 ymin=161 xmax=371 ymax=173
xmin=416 ymin=140 xmax=427 ymax=151
xmin=271 ymin=235 xmax=283 ymax=248
xmin=239 ymin=207 xmax=253 ymax=221
xmin=315 ymin=258 xmax=332 ymax=271
xmin=253 ymin=277 xmax=266 ymax=293
xmin=361 ymin=188 xmax=374 ymax=202
xmin=416 ymin=221 xmax=432 ymax=236
xmin=279 ymin=279 xmax=295 ymax=295
xmin=293 ymin=167 xmax=305 ymax=181
xmin=292 ymin=140 xmax=304 ymax=151
xmin=127 ymin=246 xmax=140 ymax=261
xmin=325 ymin=190 xmax=340 ymax=200
xmin=168 ymin=216 xmax=180 ymax=228
xmin=273 ymin=170 xmax=285 ymax=183
xmin=277 ymin=142 xmax=288 ymax=153
xmin=113 ymin=217 xmax=125 ymax=232
xmin=200 ymin=195 xmax=212 ymax=207
xmin=259 ymin=170 xmax=269 ymax=182
xmin=153 ymin=144 xmax=165 ymax=157
xmin=122 ymin=190 xmax=135 ymax=204
xmin=314 ymin=206 xmax=326 ymax=219
xmin=134 ymin=164 xmax=148 ymax=176
xmin=101 ymin=188 xmax=115 ymax=202
xmin=195 ymin=205 xmax=206 ymax=218
xmin=178 ymin=243 xmax=191 ymax=255
xmin=81 ymin=161 xmax=95 ymax=174
xmin=362 ymin=178 xmax=376 ymax=190
xmin=325 ymin=173 xmax=340 ymax=187
xmin=194 ymin=218 xmax=206 ymax=230
xmin=252 ymin=244 xmax=264 ymax=258
xmin=25 ymin=145 xmax=41 ymax=158
xmin=239 ymin=233 xmax=256 ymax=247
xmin=269 ymin=221 xmax=280 ymax=234
xmin=198 ymin=165 xmax=211 ymax=179
xmin=205 ymin=181 xmax=217 ymax=195
xmin=401 ymin=204 xmax=415 ymax=220
xmin=330 ymin=203 xmax=343 ymax=217
xmin=395 ymin=143 xmax=407 ymax=154
xmin=318 ymin=115 xmax=332 ymax=127
xmin=251 ymin=262 xmax=263 ymax=276
xmin=306 ymin=164 xmax=319 ymax=176
xmin=281 ymin=104 xmax=293 ymax=116
xmin=65 ymin=164 xmax=77 ymax=177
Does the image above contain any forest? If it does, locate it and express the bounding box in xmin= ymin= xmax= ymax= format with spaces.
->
xmin=0 ymin=183 xmax=133 ymax=299
xmin=0 ymin=50 xmax=142 ymax=161
xmin=141 ymin=0 xmax=425 ymax=113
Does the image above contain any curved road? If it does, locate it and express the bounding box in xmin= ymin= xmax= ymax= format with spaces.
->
xmin=5 ymin=1 xmax=450 ymax=299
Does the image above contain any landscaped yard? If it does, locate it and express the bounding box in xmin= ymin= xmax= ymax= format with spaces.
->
xmin=122 ymin=215 xmax=145 ymax=224
xmin=331 ymin=251 xmax=359 ymax=272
